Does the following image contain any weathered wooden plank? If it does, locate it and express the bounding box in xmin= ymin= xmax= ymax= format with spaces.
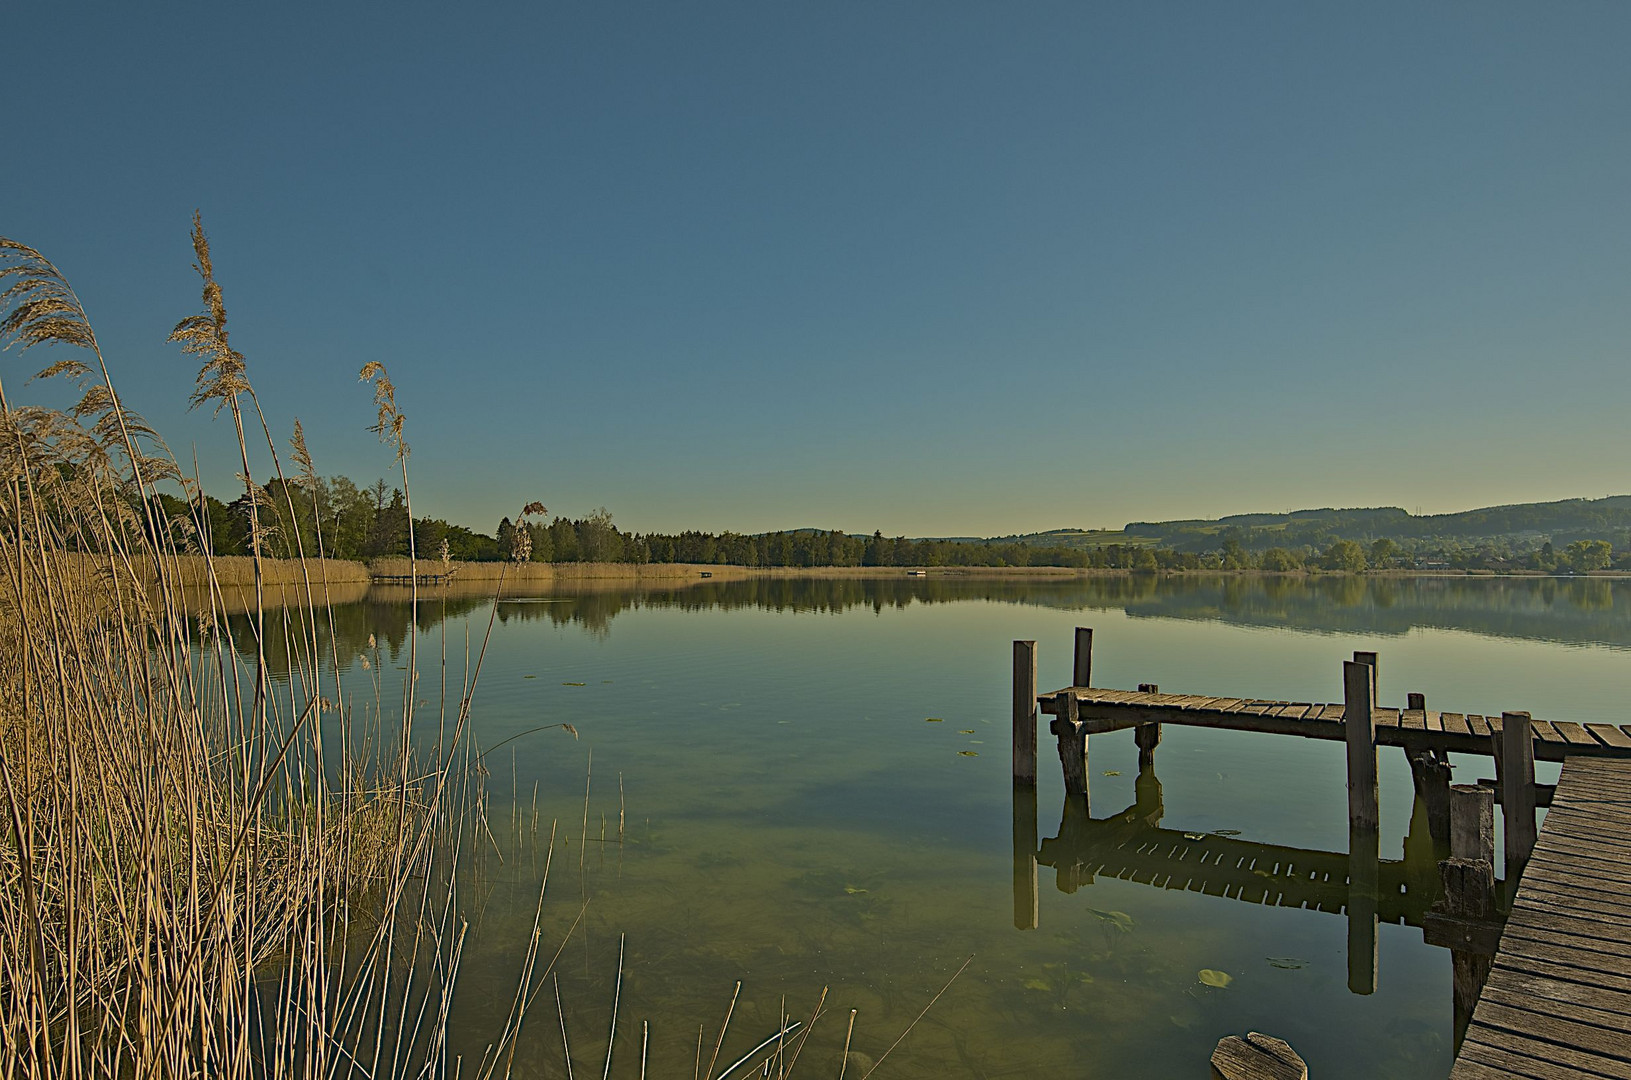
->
xmin=1467 ymin=714 xmax=1491 ymax=737
xmin=1582 ymin=724 xmax=1631 ymax=749
xmin=1480 ymin=984 xmax=1631 ymax=1040
xmin=1529 ymin=719 xmax=1566 ymax=744
xmin=1375 ymin=707 xmax=1401 ymax=728
xmin=1458 ymin=1032 xmax=1631 ymax=1080
xmin=1551 ymin=721 xmax=1599 ymax=747
xmin=1425 ymin=710 xmax=1444 ymax=733
xmin=1486 ymin=967 xmax=1631 ymax=1018
xmin=1442 ymin=712 xmax=1470 ymax=736
xmin=1496 ymin=936 xmax=1631 ymax=985
xmin=1463 ymin=997 xmax=1631 ymax=1059
xmin=1497 ymin=950 xmax=1631 ymax=996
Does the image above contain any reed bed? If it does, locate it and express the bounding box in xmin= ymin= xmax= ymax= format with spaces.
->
xmin=0 ymin=226 xmax=509 ymax=1079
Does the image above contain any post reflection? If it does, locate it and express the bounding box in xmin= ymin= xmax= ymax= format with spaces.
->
xmin=1012 ymin=750 xmax=1502 ymax=1037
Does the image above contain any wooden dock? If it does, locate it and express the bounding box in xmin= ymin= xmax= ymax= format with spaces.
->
xmin=1450 ymin=756 xmax=1631 ymax=1079
xmin=1010 ymin=628 xmax=1631 ymax=1076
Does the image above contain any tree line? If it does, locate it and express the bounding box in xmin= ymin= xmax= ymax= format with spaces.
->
xmin=153 ymin=476 xmax=1630 ymax=573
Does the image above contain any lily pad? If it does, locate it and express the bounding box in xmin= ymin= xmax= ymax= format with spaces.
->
xmin=1087 ymin=908 xmax=1134 ymax=932
xmin=1183 ymin=833 xmax=1206 ymax=841
xmin=925 ymin=717 xmax=944 ymax=722
xmin=1102 ymin=770 xmax=1121 ymax=777
xmin=1197 ymin=969 xmax=1232 ymax=988
xmin=562 ymin=682 xmax=586 ymax=686
xmin=1267 ymin=957 xmax=1307 ymax=970
xmin=958 ymin=750 xmax=978 ymax=757
xmin=958 ymin=729 xmax=975 ymax=734
xmin=844 ymin=886 xmax=868 ymax=895
xmin=523 ymin=674 xmax=536 ymax=679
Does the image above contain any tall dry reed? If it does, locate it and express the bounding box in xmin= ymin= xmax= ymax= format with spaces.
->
xmin=0 ymin=226 xmax=510 ymax=1079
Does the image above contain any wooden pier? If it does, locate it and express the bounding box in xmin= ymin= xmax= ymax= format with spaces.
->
xmin=1450 ymin=756 xmax=1631 ymax=1079
xmin=369 ymin=568 xmax=460 ymax=585
xmin=1010 ymin=629 xmax=1631 ymax=1077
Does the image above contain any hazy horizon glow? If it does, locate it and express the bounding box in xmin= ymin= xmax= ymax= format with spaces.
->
xmin=8 ymin=3 xmax=1630 ymax=538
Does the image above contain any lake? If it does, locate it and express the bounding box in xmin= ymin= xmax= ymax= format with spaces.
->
xmin=277 ymin=573 xmax=1631 ymax=1078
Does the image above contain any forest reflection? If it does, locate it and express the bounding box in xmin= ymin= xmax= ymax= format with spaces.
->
xmin=203 ymin=573 xmax=1631 ymax=680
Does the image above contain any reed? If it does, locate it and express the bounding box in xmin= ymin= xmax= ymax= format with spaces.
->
xmin=0 ymin=227 xmax=491 ymax=1078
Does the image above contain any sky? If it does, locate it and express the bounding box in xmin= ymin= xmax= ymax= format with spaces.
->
xmin=5 ymin=2 xmax=1630 ymax=538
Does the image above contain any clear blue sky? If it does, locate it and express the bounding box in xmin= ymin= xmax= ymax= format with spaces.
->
xmin=6 ymin=2 xmax=1629 ymax=537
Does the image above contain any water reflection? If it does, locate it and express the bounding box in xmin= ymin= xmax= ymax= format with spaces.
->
xmin=205 ymin=574 xmax=1631 ymax=681
xmin=1017 ymin=748 xmax=1505 ymax=1048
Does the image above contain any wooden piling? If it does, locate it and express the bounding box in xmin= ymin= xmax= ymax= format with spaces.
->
xmin=1441 ymin=784 xmax=1499 ymax=1049
xmin=1055 ymin=692 xmax=1089 ymax=800
xmin=1500 ymin=711 xmax=1537 ymax=879
xmin=1344 ymin=660 xmax=1379 ymax=833
xmin=1134 ymin=682 xmax=1162 ymax=770
xmin=1353 ymin=650 xmax=1378 ymax=699
xmin=1449 ymin=784 xmax=1495 ymax=864
xmin=1407 ymin=691 xmax=1425 ymax=711
xmin=1073 ymin=627 xmax=1093 ymax=688
xmin=1012 ymin=640 xmax=1037 ymax=785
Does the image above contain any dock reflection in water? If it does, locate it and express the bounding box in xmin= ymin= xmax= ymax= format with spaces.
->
xmin=1013 ymin=754 xmax=1503 ymax=1047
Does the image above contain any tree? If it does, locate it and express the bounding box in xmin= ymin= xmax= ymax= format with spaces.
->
xmin=1563 ymin=539 xmax=1612 ymax=572
xmin=1321 ymin=539 xmax=1367 ymax=573
xmin=1260 ymin=547 xmax=1302 ymax=572
xmin=1369 ymin=537 xmax=1398 ymax=569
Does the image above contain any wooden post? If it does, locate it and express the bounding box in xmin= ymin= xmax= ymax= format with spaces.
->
xmin=1073 ymin=627 xmax=1093 ymax=688
xmin=1135 ymin=682 xmax=1161 ymax=771
xmin=1353 ymin=650 xmax=1378 ymax=700
xmin=1056 ymin=692 xmax=1089 ymax=801
xmin=1501 ymin=711 xmax=1537 ymax=880
xmin=1012 ymin=640 xmax=1037 ymax=785
xmin=1442 ymin=785 xmax=1498 ymax=1050
xmin=1404 ymin=690 xmax=1451 ymax=845
xmin=1344 ymin=660 xmax=1379 ymax=832
xmin=1449 ymin=784 xmax=1495 ymax=864
xmin=1344 ymin=656 xmax=1380 ymax=995
xmin=1012 ymin=783 xmax=1038 ymax=930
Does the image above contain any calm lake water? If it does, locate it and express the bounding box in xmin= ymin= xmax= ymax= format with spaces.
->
xmin=278 ymin=574 xmax=1631 ymax=1078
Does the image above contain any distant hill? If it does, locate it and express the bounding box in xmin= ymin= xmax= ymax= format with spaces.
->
xmin=913 ymin=496 xmax=1631 ymax=552
xmin=1121 ymin=496 xmax=1631 ymax=550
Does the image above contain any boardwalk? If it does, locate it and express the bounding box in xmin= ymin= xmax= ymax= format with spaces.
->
xmin=1451 ymin=756 xmax=1631 ymax=1079
xmin=1042 ymin=688 xmax=1631 ymax=762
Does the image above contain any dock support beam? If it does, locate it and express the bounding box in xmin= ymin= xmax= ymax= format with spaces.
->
xmin=1135 ymin=683 xmax=1161 ymax=771
xmin=1405 ymin=692 xmax=1452 ymax=845
xmin=1054 ymin=692 xmax=1089 ymax=801
xmin=1501 ymin=710 xmax=1537 ymax=881
xmin=1012 ymin=640 xmax=1037 ymax=785
xmin=1073 ymin=627 xmax=1093 ymax=689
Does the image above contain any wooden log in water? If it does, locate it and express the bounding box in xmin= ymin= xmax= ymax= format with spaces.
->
xmin=1501 ymin=711 xmax=1537 ymax=879
xmin=1211 ymin=1032 xmax=1308 ymax=1080
xmin=1013 ymin=640 xmax=1037 ymax=785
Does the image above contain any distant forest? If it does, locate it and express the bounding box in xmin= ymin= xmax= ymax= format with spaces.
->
xmin=158 ymin=481 xmax=1631 ymax=573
